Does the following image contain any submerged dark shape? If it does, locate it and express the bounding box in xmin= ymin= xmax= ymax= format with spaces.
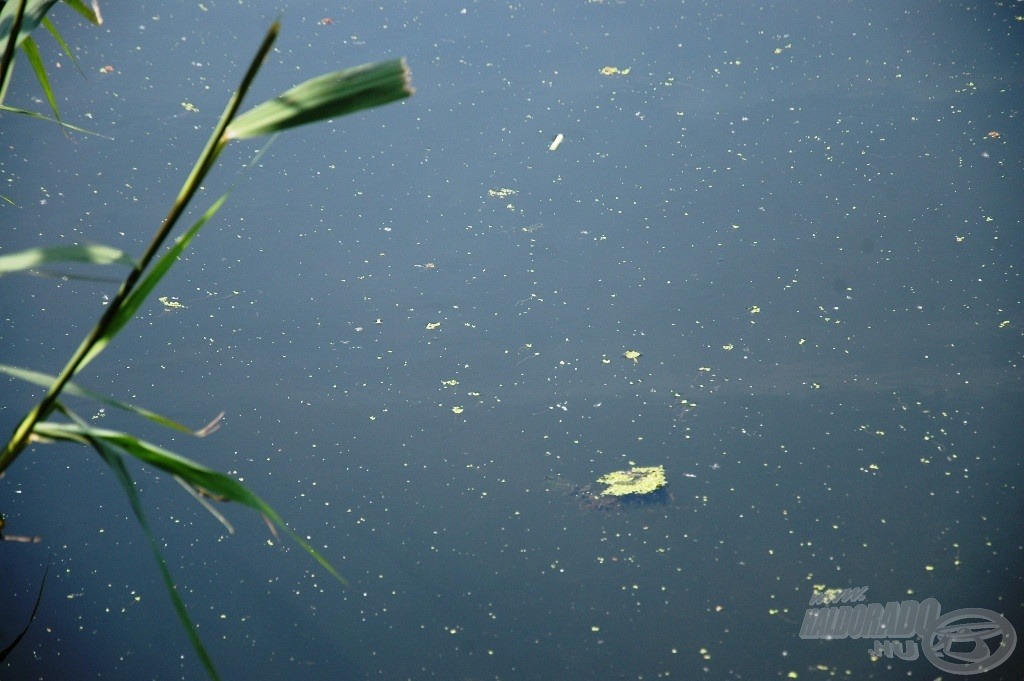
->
xmin=0 ymin=564 xmax=47 ymax=663
xmin=545 ymin=474 xmax=671 ymax=511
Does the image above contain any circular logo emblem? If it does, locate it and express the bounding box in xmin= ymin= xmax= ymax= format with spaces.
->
xmin=922 ymin=608 xmax=1017 ymax=675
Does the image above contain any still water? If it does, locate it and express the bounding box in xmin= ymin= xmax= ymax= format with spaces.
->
xmin=2 ymin=1 xmax=1022 ymax=679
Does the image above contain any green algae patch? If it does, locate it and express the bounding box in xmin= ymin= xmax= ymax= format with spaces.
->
xmin=596 ymin=465 xmax=667 ymax=497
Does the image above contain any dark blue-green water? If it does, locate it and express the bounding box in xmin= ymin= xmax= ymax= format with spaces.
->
xmin=2 ymin=1 xmax=1022 ymax=679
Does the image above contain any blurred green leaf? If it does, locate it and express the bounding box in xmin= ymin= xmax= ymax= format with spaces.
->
xmin=0 ymin=102 xmax=107 ymax=135
xmin=225 ymin=58 xmax=412 ymax=141
xmin=76 ymin=192 xmax=229 ymax=372
xmin=0 ymin=244 xmax=136 ymax=273
xmin=0 ymin=0 xmax=60 ymax=52
xmin=0 ymin=0 xmax=99 ymax=129
xmin=174 ymin=475 xmax=235 ymax=534
xmin=61 ymin=0 xmax=101 ymax=25
xmin=42 ymin=15 xmax=83 ymax=78
xmin=18 ymin=36 xmax=62 ymax=125
xmin=33 ymin=421 xmax=347 ymax=585
xmin=65 ymin=423 xmax=222 ymax=681
xmin=0 ymin=363 xmax=201 ymax=434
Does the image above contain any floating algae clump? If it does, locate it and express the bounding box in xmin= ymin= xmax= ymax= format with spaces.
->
xmin=596 ymin=465 xmax=667 ymax=497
